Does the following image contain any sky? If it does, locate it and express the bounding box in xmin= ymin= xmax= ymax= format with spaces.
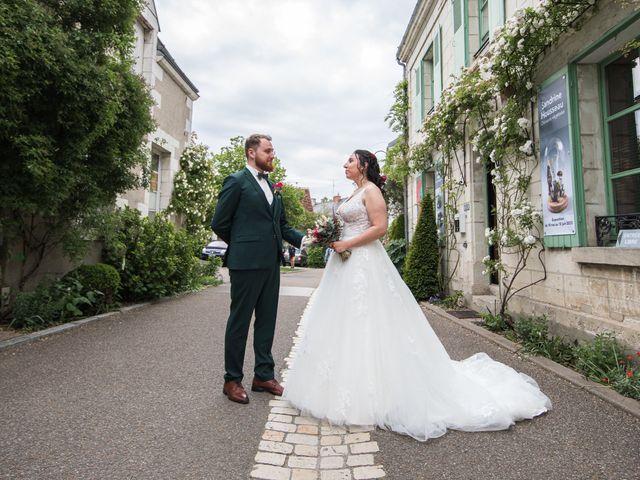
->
xmin=154 ymin=0 xmax=417 ymax=201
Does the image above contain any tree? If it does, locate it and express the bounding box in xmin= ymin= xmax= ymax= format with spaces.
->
xmin=403 ymin=193 xmax=440 ymax=300
xmin=0 ymin=0 xmax=155 ymax=293
xmin=211 ymin=136 xmax=286 ymax=198
xmin=167 ymin=134 xmax=215 ymax=245
xmin=280 ymin=185 xmax=316 ymax=231
xmin=210 ymin=136 xmax=315 ymax=230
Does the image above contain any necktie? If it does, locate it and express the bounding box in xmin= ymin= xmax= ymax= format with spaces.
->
xmin=257 ymin=172 xmax=269 ymax=181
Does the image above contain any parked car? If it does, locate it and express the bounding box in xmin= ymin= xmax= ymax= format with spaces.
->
xmin=201 ymin=240 xmax=228 ymax=260
xmin=284 ymin=248 xmax=307 ymax=267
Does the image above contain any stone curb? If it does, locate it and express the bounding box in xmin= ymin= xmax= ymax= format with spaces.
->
xmin=0 ymin=286 xmax=216 ymax=352
xmin=420 ymin=302 xmax=640 ymax=420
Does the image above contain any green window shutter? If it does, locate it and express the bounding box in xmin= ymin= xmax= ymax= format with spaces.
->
xmin=453 ymin=0 xmax=467 ymax=71
xmin=413 ymin=67 xmax=421 ymax=131
xmin=433 ymin=26 xmax=443 ymax=105
xmin=488 ymin=0 xmax=505 ymax=39
xmin=418 ymin=61 xmax=425 ymax=122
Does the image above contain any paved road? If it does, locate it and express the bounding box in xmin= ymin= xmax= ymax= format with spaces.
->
xmin=1 ymin=266 xmax=639 ymax=479
xmin=0 ymin=268 xmax=318 ymax=480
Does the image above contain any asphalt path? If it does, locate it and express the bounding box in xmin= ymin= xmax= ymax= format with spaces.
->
xmin=2 ymin=266 xmax=639 ymax=480
xmin=0 ymin=268 xmax=318 ymax=480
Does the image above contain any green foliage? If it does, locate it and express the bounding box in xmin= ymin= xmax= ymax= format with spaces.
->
xmin=198 ymin=256 xmax=223 ymax=287
xmin=0 ymin=0 xmax=155 ymax=291
xmin=280 ymin=184 xmax=317 ymax=231
xmin=479 ymin=312 xmax=639 ymax=399
xmin=211 ymin=136 xmax=286 ymax=197
xmin=480 ymin=311 xmax=509 ymax=332
xmin=387 ymin=213 xmax=405 ymax=241
xmin=440 ymin=290 xmax=464 ymax=310
xmin=513 ymin=315 xmax=576 ymax=366
xmin=575 ymin=333 xmax=625 ymax=380
xmin=64 ymin=263 xmax=120 ymax=310
xmin=385 ymin=239 xmax=406 ymax=274
xmin=306 ymin=247 xmax=325 ymax=268
xmin=383 ymin=80 xmax=410 ymax=183
xmin=575 ymin=333 xmax=639 ymax=399
xmin=11 ymin=276 xmax=104 ymax=331
xmin=168 ymin=134 xmax=216 ymax=244
xmin=403 ymin=193 xmax=440 ymax=300
xmin=101 ymin=207 xmax=202 ymax=301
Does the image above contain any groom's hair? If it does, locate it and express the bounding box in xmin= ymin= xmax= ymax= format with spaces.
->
xmin=245 ymin=134 xmax=272 ymax=157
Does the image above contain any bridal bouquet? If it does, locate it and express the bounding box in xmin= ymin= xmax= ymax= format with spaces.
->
xmin=309 ymin=215 xmax=351 ymax=261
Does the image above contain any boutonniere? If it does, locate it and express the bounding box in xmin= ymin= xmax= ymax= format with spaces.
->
xmin=273 ymin=181 xmax=284 ymax=195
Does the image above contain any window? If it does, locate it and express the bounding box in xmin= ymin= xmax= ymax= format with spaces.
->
xmin=479 ymin=0 xmax=489 ymax=46
xmin=453 ymin=0 xmax=468 ymax=70
xmin=422 ymin=45 xmax=434 ymax=115
xmin=603 ymin=48 xmax=640 ymax=215
xmin=149 ymin=153 xmax=161 ymax=214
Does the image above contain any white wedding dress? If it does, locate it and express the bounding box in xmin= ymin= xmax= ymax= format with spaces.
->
xmin=282 ymin=187 xmax=551 ymax=441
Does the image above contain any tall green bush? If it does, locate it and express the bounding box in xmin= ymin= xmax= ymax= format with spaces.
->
xmin=101 ymin=208 xmax=201 ymax=301
xmin=403 ymin=193 xmax=440 ymax=300
xmin=387 ymin=213 xmax=405 ymax=241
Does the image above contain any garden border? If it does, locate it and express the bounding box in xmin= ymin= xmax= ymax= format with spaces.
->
xmin=421 ymin=302 xmax=640 ymax=420
xmin=0 ymin=288 xmax=204 ymax=352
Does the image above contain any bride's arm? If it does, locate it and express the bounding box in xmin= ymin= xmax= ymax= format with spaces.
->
xmin=332 ymin=187 xmax=387 ymax=253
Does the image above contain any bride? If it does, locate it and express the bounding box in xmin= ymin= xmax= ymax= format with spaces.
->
xmin=282 ymin=149 xmax=551 ymax=441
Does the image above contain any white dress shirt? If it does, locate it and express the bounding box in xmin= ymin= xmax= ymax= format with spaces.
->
xmin=246 ymin=164 xmax=274 ymax=205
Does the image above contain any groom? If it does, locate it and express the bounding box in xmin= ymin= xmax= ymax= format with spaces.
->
xmin=211 ymin=134 xmax=305 ymax=404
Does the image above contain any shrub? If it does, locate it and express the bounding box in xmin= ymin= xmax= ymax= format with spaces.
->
xmin=199 ymin=256 xmax=223 ymax=286
xmin=575 ymin=333 xmax=624 ymax=380
xmin=306 ymin=247 xmax=326 ymax=268
xmin=440 ymin=290 xmax=464 ymax=310
xmin=11 ymin=277 xmax=103 ymax=331
xmin=575 ymin=333 xmax=639 ymax=399
xmin=480 ymin=311 xmax=509 ymax=332
xmin=513 ymin=315 xmax=577 ymax=366
xmin=64 ymin=263 xmax=120 ymax=311
xmin=403 ymin=193 xmax=440 ymax=300
xmin=385 ymin=239 xmax=406 ymax=274
xmin=101 ymin=208 xmax=202 ymax=301
xmin=387 ymin=213 xmax=405 ymax=241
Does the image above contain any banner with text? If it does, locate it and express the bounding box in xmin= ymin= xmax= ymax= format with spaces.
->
xmin=538 ymin=74 xmax=576 ymax=236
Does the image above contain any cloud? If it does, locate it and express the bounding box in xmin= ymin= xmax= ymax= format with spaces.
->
xmin=154 ymin=0 xmax=416 ymax=199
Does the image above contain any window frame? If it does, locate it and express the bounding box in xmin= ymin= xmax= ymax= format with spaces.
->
xmin=599 ymin=42 xmax=640 ymax=216
xmin=478 ymin=0 xmax=490 ymax=47
xmin=422 ymin=44 xmax=435 ymax=116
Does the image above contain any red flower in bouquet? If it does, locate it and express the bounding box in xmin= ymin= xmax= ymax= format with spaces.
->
xmin=309 ymin=215 xmax=351 ymax=261
xmin=273 ymin=181 xmax=284 ymax=194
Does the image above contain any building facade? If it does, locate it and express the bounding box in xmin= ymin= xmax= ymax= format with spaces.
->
xmin=398 ymin=0 xmax=640 ymax=347
xmin=118 ymin=0 xmax=199 ymax=217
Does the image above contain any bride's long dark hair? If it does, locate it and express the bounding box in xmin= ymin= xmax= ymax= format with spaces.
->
xmin=354 ymin=149 xmax=386 ymax=191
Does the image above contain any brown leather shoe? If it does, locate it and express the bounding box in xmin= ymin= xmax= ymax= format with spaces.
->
xmin=223 ymin=380 xmax=249 ymax=404
xmin=251 ymin=377 xmax=284 ymax=396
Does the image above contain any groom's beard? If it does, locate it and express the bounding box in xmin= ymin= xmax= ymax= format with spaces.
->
xmin=255 ymin=156 xmax=274 ymax=172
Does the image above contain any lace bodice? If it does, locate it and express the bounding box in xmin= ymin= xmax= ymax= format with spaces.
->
xmin=336 ymin=187 xmax=371 ymax=240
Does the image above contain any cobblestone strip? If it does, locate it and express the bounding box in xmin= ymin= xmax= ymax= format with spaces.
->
xmin=250 ymin=323 xmax=386 ymax=480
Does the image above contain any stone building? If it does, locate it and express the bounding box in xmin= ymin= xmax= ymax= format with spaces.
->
xmin=398 ymin=0 xmax=640 ymax=347
xmin=118 ymin=0 xmax=199 ymax=217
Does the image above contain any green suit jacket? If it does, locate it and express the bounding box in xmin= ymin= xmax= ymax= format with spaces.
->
xmin=211 ymin=168 xmax=304 ymax=270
